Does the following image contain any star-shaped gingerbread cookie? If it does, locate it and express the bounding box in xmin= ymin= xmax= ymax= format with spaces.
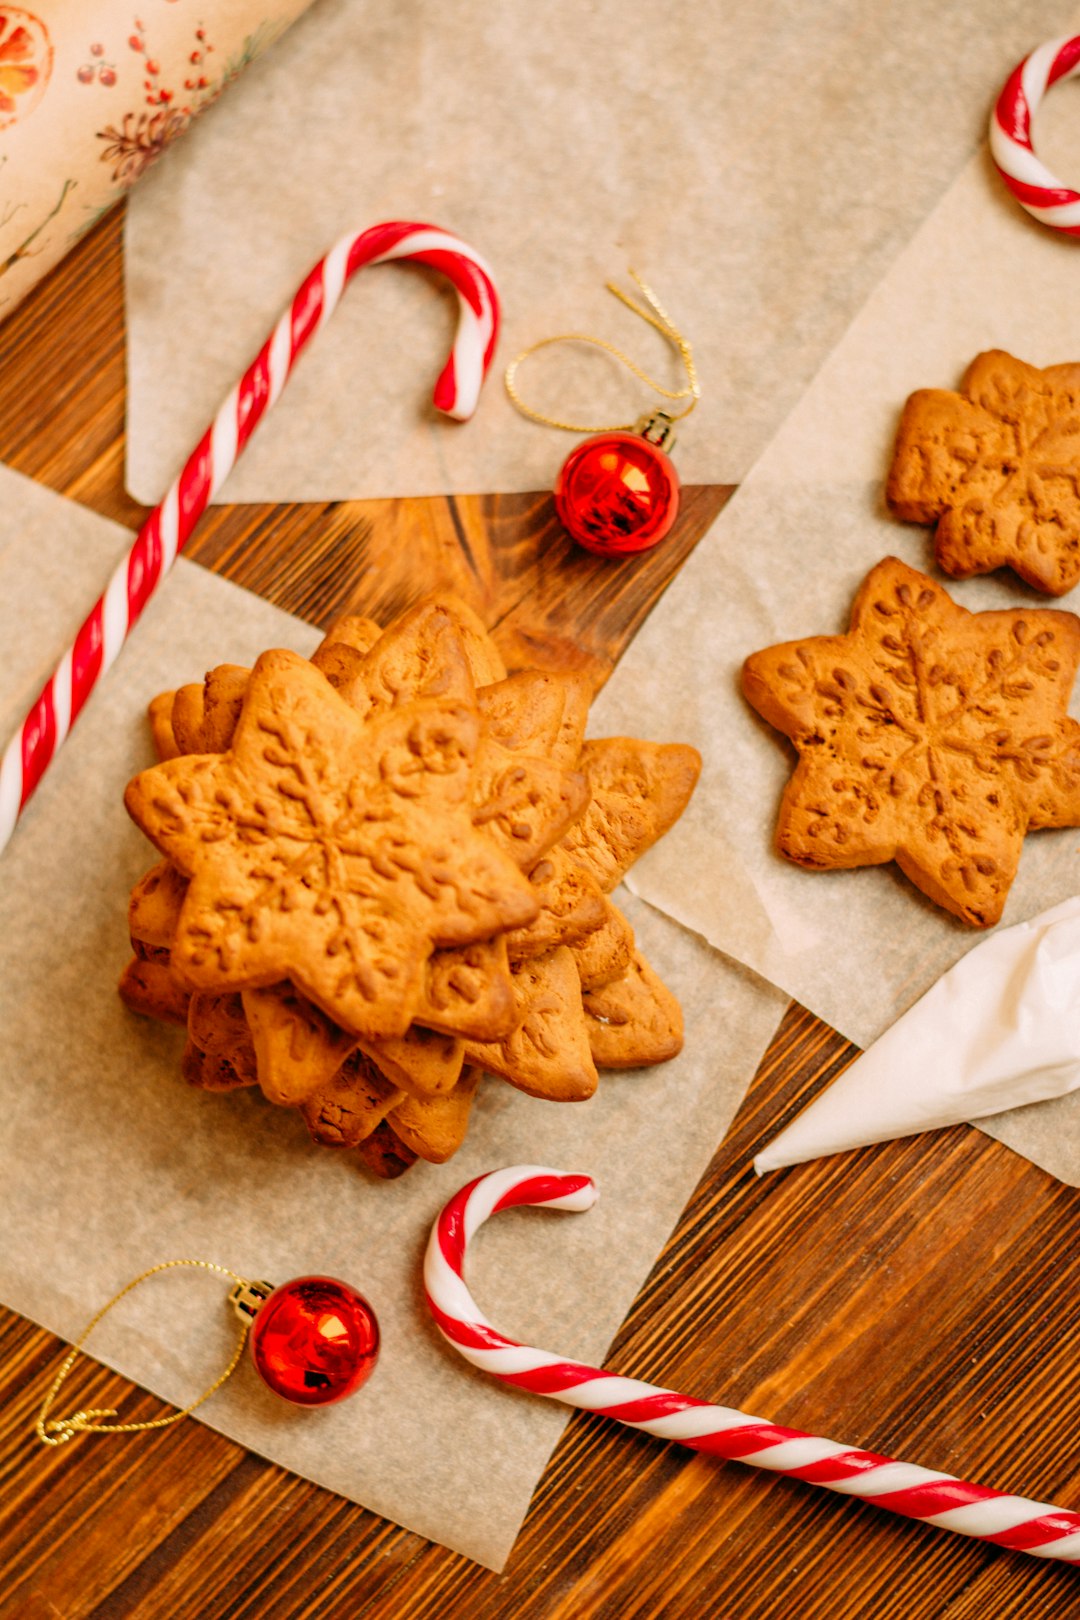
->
xmin=743 ymin=557 xmax=1080 ymax=926
xmin=125 ymin=650 xmax=538 ymax=1038
xmin=888 ymin=350 xmax=1080 ymax=596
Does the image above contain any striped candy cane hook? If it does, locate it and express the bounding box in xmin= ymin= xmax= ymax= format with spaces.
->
xmin=425 ymin=1166 xmax=1080 ymax=1564
xmin=0 ymin=221 xmax=499 ymax=856
xmin=990 ymin=36 xmax=1080 ymax=234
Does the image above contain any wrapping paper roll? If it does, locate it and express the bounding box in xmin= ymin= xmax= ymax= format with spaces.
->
xmin=0 ymin=0 xmax=317 ymax=318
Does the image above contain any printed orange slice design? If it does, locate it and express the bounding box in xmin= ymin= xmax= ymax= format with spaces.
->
xmin=0 ymin=9 xmax=52 ymax=130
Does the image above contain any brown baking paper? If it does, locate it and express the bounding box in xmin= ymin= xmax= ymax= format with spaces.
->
xmin=0 ymin=0 xmax=317 ymax=321
xmin=588 ymin=113 xmax=1080 ymax=1187
xmin=122 ymin=0 xmax=1058 ymax=504
xmin=0 ymin=466 xmax=785 ymax=1569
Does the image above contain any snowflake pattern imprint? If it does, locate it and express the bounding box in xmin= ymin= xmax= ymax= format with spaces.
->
xmin=888 ymin=350 xmax=1080 ymax=596
xmin=742 ymin=557 xmax=1080 ymax=927
xmin=124 ymin=651 xmax=538 ymax=1041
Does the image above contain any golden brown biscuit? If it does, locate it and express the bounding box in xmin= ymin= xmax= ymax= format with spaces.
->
xmin=197 ymin=665 xmax=251 ymax=752
xmin=742 ymin=556 xmax=1080 ymax=926
xmin=124 ymin=652 xmax=538 ymax=1037
xmin=582 ymin=951 xmax=683 ymax=1067
xmin=471 ymin=737 xmax=588 ymax=871
xmin=561 ymin=737 xmax=702 ymax=892
xmin=314 ymin=614 xmax=383 ymax=656
xmin=505 ymin=846 xmax=607 ymax=961
xmin=386 ymin=1065 xmax=482 ymax=1162
xmin=242 ymin=982 xmax=357 ymax=1107
xmin=299 ymin=1051 xmax=401 ymax=1148
xmin=414 ymin=936 xmax=518 ymax=1041
xmin=242 ymin=970 xmax=473 ymax=1113
xmin=569 ymin=897 xmax=635 ymax=989
xmin=181 ymin=1039 xmax=256 ymax=1092
xmin=118 ymin=955 xmax=191 ymax=1025
xmin=356 ymin=1120 xmax=418 ymax=1179
xmin=148 ymin=692 xmax=180 ymax=761
xmin=309 ymin=641 xmax=368 ymax=692
xmin=888 ymin=350 xmax=1080 ymax=596
xmin=128 ymin=860 xmax=187 ymax=950
xmin=464 ymin=948 xmax=597 ymax=1101
xmin=170 ymin=682 xmax=207 ymax=754
xmin=338 ymin=600 xmax=477 ymax=717
xmin=169 ymin=665 xmax=253 ymax=755
xmin=187 ymin=991 xmax=259 ymax=1085
xmin=310 ymin=616 xmax=383 ymax=694
xmin=362 ymin=1025 xmax=465 ymax=1098
xmin=434 ymin=597 xmax=506 ymax=687
xmin=477 ymin=671 xmax=591 ymax=767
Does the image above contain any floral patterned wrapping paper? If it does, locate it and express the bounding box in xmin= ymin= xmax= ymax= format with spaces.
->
xmin=0 ymin=0 xmax=316 ymax=318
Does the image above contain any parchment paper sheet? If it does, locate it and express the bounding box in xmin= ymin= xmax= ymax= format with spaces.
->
xmin=123 ymin=0 xmax=1057 ymax=505
xmin=0 ymin=466 xmax=785 ymax=1569
xmin=588 ymin=109 xmax=1080 ymax=1187
xmin=0 ymin=0 xmax=316 ymax=320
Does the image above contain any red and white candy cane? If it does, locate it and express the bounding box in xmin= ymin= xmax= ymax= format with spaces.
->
xmin=0 ymin=220 xmax=499 ymax=856
xmin=425 ymin=1167 xmax=1080 ymax=1564
xmin=991 ymin=35 xmax=1080 ymax=234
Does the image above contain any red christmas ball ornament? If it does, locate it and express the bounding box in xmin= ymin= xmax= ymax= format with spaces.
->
xmin=554 ymin=418 xmax=679 ymax=557
xmin=245 ymin=1275 xmax=380 ymax=1407
xmin=35 ymin=1261 xmax=382 ymax=1448
xmin=504 ymin=272 xmax=698 ymax=563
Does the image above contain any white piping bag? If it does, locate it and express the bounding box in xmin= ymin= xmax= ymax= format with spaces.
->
xmin=754 ymin=896 xmax=1080 ymax=1174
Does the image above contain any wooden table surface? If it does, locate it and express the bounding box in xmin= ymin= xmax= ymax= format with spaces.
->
xmin=2 ymin=211 xmax=1079 ymax=1620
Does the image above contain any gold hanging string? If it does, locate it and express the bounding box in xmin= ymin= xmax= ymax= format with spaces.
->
xmin=504 ymin=270 xmax=701 ymax=435
xmin=36 ymin=1259 xmax=253 ymax=1446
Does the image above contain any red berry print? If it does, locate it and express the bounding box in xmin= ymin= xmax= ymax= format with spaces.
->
xmin=76 ymin=63 xmax=94 ymax=83
xmin=129 ymin=34 xmax=143 ymax=51
xmin=90 ymin=42 xmax=103 ymax=57
xmin=98 ymin=65 xmax=116 ymax=86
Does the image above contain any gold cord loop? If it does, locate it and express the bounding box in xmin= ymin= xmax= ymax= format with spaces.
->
xmin=504 ymin=270 xmax=701 ymax=435
xmin=36 ymin=1259 xmax=253 ymax=1446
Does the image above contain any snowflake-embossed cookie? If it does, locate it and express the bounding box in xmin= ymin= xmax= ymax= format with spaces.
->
xmin=742 ymin=557 xmax=1080 ymax=926
xmin=888 ymin=350 xmax=1080 ymax=596
xmin=242 ymin=982 xmax=358 ymax=1107
xmin=385 ymin=1065 xmax=483 ymax=1163
xmin=560 ymin=737 xmax=702 ymax=893
xmin=124 ymin=649 xmax=538 ymax=1039
xmin=299 ymin=1050 xmax=402 ymax=1149
xmin=582 ymin=950 xmax=684 ymax=1068
xmin=464 ymin=947 xmax=598 ymax=1101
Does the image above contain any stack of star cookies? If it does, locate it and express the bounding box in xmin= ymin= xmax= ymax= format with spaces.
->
xmin=119 ymin=597 xmax=700 ymax=1175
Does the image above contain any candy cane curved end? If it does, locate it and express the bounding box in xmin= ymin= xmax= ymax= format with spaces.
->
xmin=990 ymin=37 xmax=1080 ymax=234
xmin=345 ymin=221 xmax=500 ymax=420
xmin=424 ymin=1167 xmax=597 ymax=1360
xmin=425 ymin=1166 xmax=1080 ymax=1564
